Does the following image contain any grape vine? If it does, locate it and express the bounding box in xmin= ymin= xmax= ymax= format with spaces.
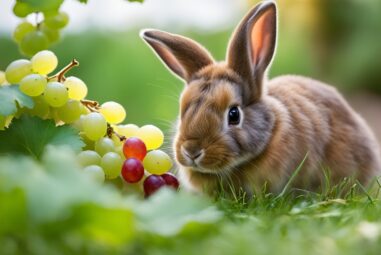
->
xmin=2 ymin=0 xmax=178 ymax=198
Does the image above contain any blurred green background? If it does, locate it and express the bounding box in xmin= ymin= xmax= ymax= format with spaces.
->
xmin=1 ymin=0 xmax=381 ymax=138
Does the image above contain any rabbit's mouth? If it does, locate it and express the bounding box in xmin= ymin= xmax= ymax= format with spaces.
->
xmin=186 ymin=153 xmax=253 ymax=175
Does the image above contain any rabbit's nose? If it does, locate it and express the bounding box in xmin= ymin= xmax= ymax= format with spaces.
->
xmin=181 ymin=144 xmax=203 ymax=162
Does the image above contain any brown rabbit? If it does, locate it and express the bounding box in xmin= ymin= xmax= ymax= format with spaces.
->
xmin=141 ymin=1 xmax=381 ymax=196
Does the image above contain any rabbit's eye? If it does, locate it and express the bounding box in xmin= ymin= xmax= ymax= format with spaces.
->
xmin=228 ymin=106 xmax=240 ymax=125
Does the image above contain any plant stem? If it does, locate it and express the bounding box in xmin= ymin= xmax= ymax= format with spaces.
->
xmin=107 ymin=124 xmax=126 ymax=141
xmin=48 ymin=59 xmax=79 ymax=82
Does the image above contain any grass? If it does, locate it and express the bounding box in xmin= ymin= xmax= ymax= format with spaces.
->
xmin=134 ymin=172 xmax=381 ymax=255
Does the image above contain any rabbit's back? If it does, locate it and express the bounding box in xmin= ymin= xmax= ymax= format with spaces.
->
xmin=260 ymin=75 xmax=381 ymax=189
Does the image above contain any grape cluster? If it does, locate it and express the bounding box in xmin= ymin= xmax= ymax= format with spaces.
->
xmin=1 ymin=49 xmax=179 ymax=197
xmin=12 ymin=1 xmax=69 ymax=56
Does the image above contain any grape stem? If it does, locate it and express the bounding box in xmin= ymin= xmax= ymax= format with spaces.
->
xmin=107 ymin=124 xmax=126 ymax=142
xmin=52 ymin=60 xmax=125 ymax=142
xmin=48 ymin=59 xmax=79 ymax=82
xmin=80 ymin=99 xmax=100 ymax=112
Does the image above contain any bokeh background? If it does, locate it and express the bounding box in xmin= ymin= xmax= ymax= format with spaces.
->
xmin=1 ymin=0 xmax=380 ymax=142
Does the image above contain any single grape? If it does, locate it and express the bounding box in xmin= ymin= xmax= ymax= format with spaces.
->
xmin=161 ymin=173 xmax=180 ymax=190
xmin=44 ymin=82 xmax=68 ymax=107
xmin=137 ymin=125 xmax=164 ymax=150
xmin=44 ymin=12 xmax=69 ymax=29
xmin=26 ymin=95 xmax=50 ymax=118
xmin=143 ymin=150 xmax=173 ymax=175
xmin=101 ymin=152 xmax=123 ymax=180
xmin=19 ymin=74 xmax=47 ymax=96
xmin=99 ymin=101 xmax=126 ymax=124
xmin=56 ymin=99 xmax=84 ymax=123
xmin=143 ymin=175 xmax=166 ymax=197
xmin=111 ymin=133 xmax=123 ymax=146
xmin=95 ymin=137 xmax=115 ymax=156
xmin=121 ymin=158 xmax=144 ymax=183
xmin=115 ymin=145 xmax=124 ymax=158
xmin=78 ymin=150 xmax=101 ymax=167
xmin=31 ymin=50 xmax=58 ymax=75
xmin=63 ymin=76 xmax=88 ymax=100
xmin=83 ymin=165 xmax=105 ymax=183
xmin=82 ymin=112 xmax=107 ymax=141
xmin=5 ymin=59 xmax=32 ymax=84
xmin=117 ymin=124 xmax=139 ymax=138
xmin=0 ymin=71 xmax=6 ymax=85
xmin=20 ymin=31 xmax=50 ymax=57
xmin=13 ymin=22 xmax=35 ymax=43
xmin=13 ymin=2 xmax=34 ymax=18
xmin=123 ymin=137 xmax=147 ymax=161
xmin=40 ymin=23 xmax=60 ymax=43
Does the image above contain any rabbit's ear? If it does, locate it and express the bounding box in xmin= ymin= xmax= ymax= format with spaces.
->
xmin=141 ymin=29 xmax=214 ymax=82
xmin=227 ymin=1 xmax=277 ymax=103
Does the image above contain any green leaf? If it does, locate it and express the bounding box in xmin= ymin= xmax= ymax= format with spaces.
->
xmin=0 ymin=115 xmax=84 ymax=159
xmin=135 ymin=189 xmax=222 ymax=236
xmin=0 ymin=85 xmax=34 ymax=116
xmin=126 ymin=0 xmax=144 ymax=3
xmin=76 ymin=0 xmax=88 ymax=3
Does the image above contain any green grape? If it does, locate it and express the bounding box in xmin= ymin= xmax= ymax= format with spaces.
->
xmin=31 ymin=50 xmax=58 ymax=75
xmin=56 ymin=100 xmax=84 ymax=123
xmin=143 ymin=150 xmax=173 ymax=175
xmin=13 ymin=2 xmax=34 ymax=18
xmin=71 ymin=118 xmax=83 ymax=131
xmin=40 ymin=23 xmax=60 ymax=43
xmin=99 ymin=101 xmax=126 ymax=124
xmin=78 ymin=150 xmax=101 ymax=167
xmin=83 ymin=165 xmax=105 ymax=183
xmin=0 ymin=71 xmax=5 ymax=85
xmin=115 ymin=145 xmax=124 ymax=157
xmin=19 ymin=74 xmax=47 ymax=96
xmin=26 ymin=95 xmax=50 ymax=118
xmin=5 ymin=59 xmax=33 ymax=84
xmin=64 ymin=76 xmax=88 ymax=100
xmin=44 ymin=12 xmax=69 ymax=29
xmin=137 ymin=125 xmax=164 ymax=150
xmin=116 ymin=124 xmax=139 ymax=138
xmin=13 ymin=22 xmax=35 ymax=43
xmin=94 ymin=137 xmax=115 ymax=156
xmin=44 ymin=82 xmax=68 ymax=107
xmin=82 ymin=112 xmax=107 ymax=141
xmin=20 ymin=31 xmax=49 ymax=57
xmin=111 ymin=133 xmax=123 ymax=146
xmin=101 ymin=152 xmax=123 ymax=179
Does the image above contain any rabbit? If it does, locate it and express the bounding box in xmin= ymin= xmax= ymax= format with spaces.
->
xmin=140 ymin=0 xmax=381 ymax=197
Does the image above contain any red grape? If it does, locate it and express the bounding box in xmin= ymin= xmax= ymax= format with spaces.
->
xmin=121 ymin=158 xmax=144 ymax=183
xmin=123 ymin=137 xmax=147 ymax=160
xmin=143 ymin=174 xmax=166 ymax=197
xmin=161 ymin=173 xmax=179 ymax=190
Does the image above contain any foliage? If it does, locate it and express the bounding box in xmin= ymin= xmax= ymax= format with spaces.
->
xmin=1 ymin=146 xmax=381 ymax=254
xmin=0 ymin=85 xmax=34 ymax=117
xmin=0 ymin=146 xmax=221 ymax=254
xmin=0 ymin=115 xmax=84 ymax=159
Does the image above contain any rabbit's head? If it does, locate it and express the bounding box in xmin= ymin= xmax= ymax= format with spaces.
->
xmin=141 ymin=1 xmax=277 ymax=175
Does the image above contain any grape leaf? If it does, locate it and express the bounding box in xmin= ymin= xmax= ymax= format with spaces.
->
xmin=0 ymin=115 xmax=84 ymax=159
xmin=0 ymin=85 xmax=34 ymax=116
